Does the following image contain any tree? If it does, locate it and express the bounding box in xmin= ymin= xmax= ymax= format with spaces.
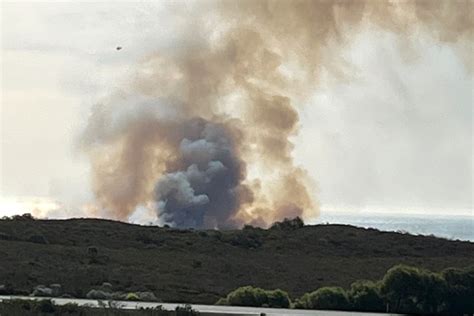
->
xmin=348 ymin=280 xmax=385 ymax=312
xmin=270 ymin=217 xmax=304 ymax=230
xmin=442 ymin=266 xmax=474 ymax=315
xmin=380 ymin=264 xmax=446 ymax=314
xmin=12 ymin=213 xmax=34 ymax=221
xmin=380 ymin=265 xmax=423 ymax=313
xmin=417 ymin=272 xmax=446 ymax=314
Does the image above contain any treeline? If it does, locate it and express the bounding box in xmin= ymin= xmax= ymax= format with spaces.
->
xmin=216 ymin=264 xmax=474 ymax=315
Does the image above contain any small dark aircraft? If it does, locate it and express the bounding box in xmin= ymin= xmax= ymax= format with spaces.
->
xmin=116 ymin=46 xmax=122 ymax=51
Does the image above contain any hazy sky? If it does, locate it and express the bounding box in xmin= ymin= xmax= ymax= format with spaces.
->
xmin=1 ymin=1 xmax=472 ymax=219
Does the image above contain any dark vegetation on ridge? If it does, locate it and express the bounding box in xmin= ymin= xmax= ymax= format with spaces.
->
xmin=0 ymin=215 xmax=473 ymax=305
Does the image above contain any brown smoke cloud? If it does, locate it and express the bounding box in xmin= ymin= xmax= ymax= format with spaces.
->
xmin=81 ymin=0 xmax=473 ymax=228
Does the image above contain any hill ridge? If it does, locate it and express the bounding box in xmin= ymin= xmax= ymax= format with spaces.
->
xmin=1 ymin=217 xmax=472 ymax=303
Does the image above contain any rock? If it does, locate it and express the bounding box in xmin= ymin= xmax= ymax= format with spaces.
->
xmin=137 ymin=291 xmax=158 ymax=302
xmin=87 ymin=246 xmax=98 ymax=258
xmin=28 ymin=234 xmax=49 ymax=244
xmin=87 ymin=246 xmax=99 ymax=263
xmin=0 ymin=232 xmax=14 ymax=241
xmin=100 ymin=282 xmax=113 ymax=293
xmin=111 ymin=292 xmax=126 ymax=300
xmin=0 ymin=284 xmax=9 ymax=295
xmin=50 ymin=284 xmax=62 ymax=296
xmin=86 ymin=289 xmax=111 ymax=300
xmin=32 ymin=285 xmax=53 ymax=297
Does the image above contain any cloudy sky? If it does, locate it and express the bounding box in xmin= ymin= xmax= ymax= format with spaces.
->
xmin=1 ymin=1 xmax=472 ymax=219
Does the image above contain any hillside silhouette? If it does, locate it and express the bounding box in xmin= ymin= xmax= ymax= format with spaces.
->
xmin=0 ymin=216 xmax=472 ymax=304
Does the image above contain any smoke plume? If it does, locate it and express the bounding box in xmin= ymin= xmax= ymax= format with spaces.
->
xmin=81 ymin=0 xmax=472 ymax=228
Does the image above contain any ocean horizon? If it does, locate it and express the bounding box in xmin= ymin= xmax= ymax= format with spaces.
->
xmin=312 ymin=212 xmax=474 ymax=242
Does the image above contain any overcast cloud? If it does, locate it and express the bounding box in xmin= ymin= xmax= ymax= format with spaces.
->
xmin=1 ymin=2 xmax=472 ymax=218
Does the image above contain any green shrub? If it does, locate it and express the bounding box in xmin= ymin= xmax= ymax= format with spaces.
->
xmin=126 ymin=292 xmax=140 ymax=301
xmin=218 ymin=264 xmax=473 ymax=314
xmin=266 ymin=289 xmax=291 ymax=308
xmin=295 ymin=287 xmax=350 ymax=310
xmin=226 ymin=286 xmax=267 ymax=307
xmin=0 ymin=299 xmax=33 ymax=311
xmin=35 ymin=299 xmax=56 ymax=313
xmin=228 ymin=231 xmax=263 ymax=249
xmin=60 ymin=303 xmax=80 ymax=313
xmin=221 ymin=286 xmax=290 ymax=308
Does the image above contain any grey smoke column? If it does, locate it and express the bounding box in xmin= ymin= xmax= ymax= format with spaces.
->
xmin=81 ymin=0 xmax=471 ymax=227
xmin=154 ymin=118 xmax=247 ymax=228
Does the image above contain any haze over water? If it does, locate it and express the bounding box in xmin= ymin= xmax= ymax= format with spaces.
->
xmin=314 ymin=212 xmax=474 ymax=242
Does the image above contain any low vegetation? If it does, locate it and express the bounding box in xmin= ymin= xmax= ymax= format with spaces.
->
xmin=0 ymin=299 xmax=199 ymax=316
xmin=0 ymin=215 xmax=473 ymax=306
xmin=218 ymin=264 xmax=474 ymax=315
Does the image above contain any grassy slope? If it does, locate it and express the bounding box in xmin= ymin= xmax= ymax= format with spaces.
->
xmin=0 ymin=218 xmax=473 ymax=304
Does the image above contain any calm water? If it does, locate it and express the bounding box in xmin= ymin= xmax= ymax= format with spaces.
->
xmin=313 ymin=213 xmax=473 ymax=241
